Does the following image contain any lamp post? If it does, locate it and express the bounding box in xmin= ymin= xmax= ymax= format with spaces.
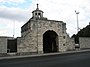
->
xmin=75 ymin=11 xmax=80 ymax=49
xmin=75 ymin=10 xmax=80 ymax=33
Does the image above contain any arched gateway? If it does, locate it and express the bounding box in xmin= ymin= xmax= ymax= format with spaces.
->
xmin=16 ymin=4 xmax=74 ymax=54
xmin=43 ymin=30 xmax=59 ymax=53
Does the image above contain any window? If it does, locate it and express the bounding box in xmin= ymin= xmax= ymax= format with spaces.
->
xmin=38 ymin=13 xmax=41 ymax=18
xmin=63 ymin=36 xmax=65 ymax=39
xmin=63 ymin=44 xmax=65 ymax=46
xmin=62 ymin=31 xmax=64 ymax=33
xmin=35 ymin=13 xmax=37 ymax=15
xmin=38 ymin=13 xmax=41 ymax=15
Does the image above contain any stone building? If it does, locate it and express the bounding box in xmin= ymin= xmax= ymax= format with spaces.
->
xmin=0 ymin=4 xmax=75 ymax=54
xmin=17 ymin=4 xmax=74 ymax=54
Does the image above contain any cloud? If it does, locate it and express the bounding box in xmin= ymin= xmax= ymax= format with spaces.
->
xmin=37 ymin=0 xmax=90 ymax=36
xmin=0 ymin=0 xmax=35 ymax=22
xmin=0 ymin=18 xmax=24 ymax=37
xmin=0 ymin=0 xmax=25 ymax=3
xmin=0 ymin=0 xmax=90 ymax=37
xmin=0 ymin=0 xmax=35 ymax=37
xmin=0 ymin=6 xmax=31 ymax=22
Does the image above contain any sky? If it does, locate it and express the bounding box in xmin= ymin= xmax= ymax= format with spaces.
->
xmin=0 ymin=0 xmax=90 ymax=37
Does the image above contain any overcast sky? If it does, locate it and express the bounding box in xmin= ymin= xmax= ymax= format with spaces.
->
xmin=0 ymin=0 xmax=90 ymax=37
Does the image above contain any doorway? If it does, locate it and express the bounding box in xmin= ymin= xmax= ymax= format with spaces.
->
xmin=7 ymin=39 xmax=17 ymax=53
xmin=43 ymin=30 xmax=58 ymax=53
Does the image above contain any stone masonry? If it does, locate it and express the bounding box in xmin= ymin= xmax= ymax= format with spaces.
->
xmin=17 ymin=4 xmax=75 ymax=54
xmin=79 ymin=37 xmax=90 ymax=49
xmin=0 ymin=36 xmax=13 ymax=53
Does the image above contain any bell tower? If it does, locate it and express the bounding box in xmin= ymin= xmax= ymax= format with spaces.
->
xmin=32 ymin=4 xmax=44 ymax=19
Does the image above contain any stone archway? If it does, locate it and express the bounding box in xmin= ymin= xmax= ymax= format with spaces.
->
xmin=43 ymin=30 xmax=58 ymax=53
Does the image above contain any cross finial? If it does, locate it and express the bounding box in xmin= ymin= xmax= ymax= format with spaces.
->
xmin=36 ymin=3 xmax=39 ymax=10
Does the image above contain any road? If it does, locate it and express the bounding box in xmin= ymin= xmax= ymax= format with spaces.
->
xmin=0 ymin=52 xmax=90 ymax=67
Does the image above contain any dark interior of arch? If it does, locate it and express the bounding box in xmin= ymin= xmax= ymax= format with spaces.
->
xmin=43 ymin=30 xmax=58 ymax=53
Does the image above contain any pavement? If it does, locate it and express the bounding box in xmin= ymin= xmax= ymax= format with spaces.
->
xmin=0 ymin=49 xmax=90 ymax=60
xmin=1 ymin=50 xmax=90 ymax=67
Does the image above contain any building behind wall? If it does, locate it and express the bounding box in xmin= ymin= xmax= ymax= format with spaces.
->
xmin=72 ymin=23 xmax=90 ymax=49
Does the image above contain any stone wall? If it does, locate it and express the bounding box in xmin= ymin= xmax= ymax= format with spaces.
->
xmin=17 ymin=19 xmax=74 ymax=53
xmin=17 ymin=20 xmax=38 ymax=53
xmin=0 ymin=37 xmax=13 ymax=53
xmin=66 ymin=35 xmax=75 ymax=51
xmin=79 ymin=37 xmax=90 ymax=49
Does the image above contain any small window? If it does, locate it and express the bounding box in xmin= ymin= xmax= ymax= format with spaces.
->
xmin=63 ymin=36 xmax=65 ymax=39
xmin=62 ymin=31 xmax=64 ymax=33
xmin=38 ymin=13 xmax=41 ymax=15
xmin=35 ymin=13 xmax=37 ymax=15
xmin=63 ymin=44 xmax=65 ymax=46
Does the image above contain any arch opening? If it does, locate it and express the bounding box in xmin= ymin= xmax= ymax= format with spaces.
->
xmin=43 ymin=30 xmax=59 ymax=53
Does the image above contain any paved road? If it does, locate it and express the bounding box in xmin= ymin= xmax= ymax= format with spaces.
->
xmin=0 ymin=52 xmax=90 ymax=67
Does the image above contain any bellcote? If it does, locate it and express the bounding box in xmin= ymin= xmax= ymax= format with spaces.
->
xmin=32 ymin=4 xmax=44 ymax=19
